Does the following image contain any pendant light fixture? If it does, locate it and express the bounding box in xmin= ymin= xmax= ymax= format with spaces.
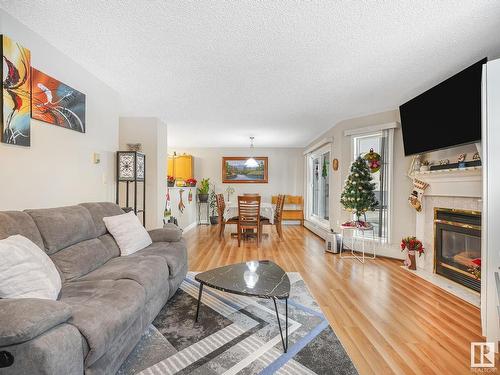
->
xmin=245 ymin=136 xmax=259 ymax=168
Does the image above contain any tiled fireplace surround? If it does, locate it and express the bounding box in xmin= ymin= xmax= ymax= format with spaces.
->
xmin=417 ymin=196 xmax=481 ymax=272
xmin=411 ymin=170 xmax=482 ymax=307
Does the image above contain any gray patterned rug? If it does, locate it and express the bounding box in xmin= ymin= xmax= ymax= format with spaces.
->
xmin=118 ymin=272 xmax=358 ymax=375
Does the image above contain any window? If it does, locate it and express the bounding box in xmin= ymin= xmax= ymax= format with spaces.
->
xmin=352 ymin=130 xmax=393 ymax=242
xmin=307 ymin=144 xmax=330 ymax=228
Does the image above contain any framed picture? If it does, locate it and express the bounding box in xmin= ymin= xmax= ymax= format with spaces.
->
xmin=222 ymin=157 xmax=268 ymax=183
xmin=31 ymin=68 xmax=86 ymax=133
xmin=2 ymin=35 xmax=31 ymax=146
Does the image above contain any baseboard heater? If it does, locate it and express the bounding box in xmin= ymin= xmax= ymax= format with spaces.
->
xmin=304 ymin=220 xmax=329 ymax=239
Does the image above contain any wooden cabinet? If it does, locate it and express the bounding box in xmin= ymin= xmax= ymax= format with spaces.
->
xmin=167 ymin=154 xmax=193 ymax=181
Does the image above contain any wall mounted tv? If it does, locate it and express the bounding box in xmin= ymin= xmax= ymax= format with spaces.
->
xmin=400 ymin=58 xmax=486 ymax=156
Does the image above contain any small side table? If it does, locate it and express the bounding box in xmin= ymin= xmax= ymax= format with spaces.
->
xmin=197 ymin=200 xmax=209 ymax=225
xmin=340 ymin=223 xmax=376 ymax=263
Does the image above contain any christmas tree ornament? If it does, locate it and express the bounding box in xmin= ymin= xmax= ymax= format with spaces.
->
xmin=340 ymin=156 xmax=379 ymax=226
xmin=364 ymin=148 xmax=381 ymax=173
xmin=408 ymin=178 xmax=429 ymax=212
xmin=188 ymin=189 xmax=193 ymax=203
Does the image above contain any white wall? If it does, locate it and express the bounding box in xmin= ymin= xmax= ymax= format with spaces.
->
xmin=119 ymin=117 xmax=167 ymax=229
xmin=0 ymin=10 xmax=119 ymax=210
xmin=168 ymin=147 xmax=304 ymax=204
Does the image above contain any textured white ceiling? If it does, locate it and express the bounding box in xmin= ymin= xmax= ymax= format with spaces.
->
xmin=2 ymin=1 xmax=500 ymax=147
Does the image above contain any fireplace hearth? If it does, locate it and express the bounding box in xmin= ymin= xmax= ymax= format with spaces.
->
xmin=434 ymin=208 xmax=481 ymax=292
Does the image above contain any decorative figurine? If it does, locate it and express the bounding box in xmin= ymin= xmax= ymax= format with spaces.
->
xmin=458 ymin=153 xmax=466 ymax=169
xmin=127 ymin=143 xmax=142 ymax=152
xmin=473 ymin=151 xmax=481 ymax=161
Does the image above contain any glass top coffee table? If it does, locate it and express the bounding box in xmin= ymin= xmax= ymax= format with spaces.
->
xmin=194 ymin=260 xmax=291 ymax=352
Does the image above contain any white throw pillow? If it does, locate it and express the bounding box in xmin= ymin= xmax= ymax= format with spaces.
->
xmin=103 ymin=211 xmax=152 ymax=256
xmin=0 ymin=235 xmax=62 ymax=300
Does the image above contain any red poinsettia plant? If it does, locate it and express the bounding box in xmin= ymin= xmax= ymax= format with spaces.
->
xmin=186 ymin=178 xmax=197 ymax=187
xmin=400 ymin=236 xmax=425 ymax=257
xmin=167 ymin=175 xmax=175 ymax=183
xmin=468 ymin=258 xmax=481 ymax=280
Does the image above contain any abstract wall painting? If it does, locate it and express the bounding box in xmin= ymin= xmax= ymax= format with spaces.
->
xmin=2 ymin=35 xmax=31 ymax=146
xmin=31 ymin=68 xmax=86 ymax=133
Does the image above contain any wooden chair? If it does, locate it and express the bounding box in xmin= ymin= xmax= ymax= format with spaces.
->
xmin=216 ymin=193 xmax=237 ymax=238
xmin=274 ymin=194 xmax=286 ymax=238
xmin=272 ymin=195 xmax=304 ymax=226
xmin=237 ymin=195 xmax=262 ymax=246
xmin=264 ymin=194 xmax=286 ymax=238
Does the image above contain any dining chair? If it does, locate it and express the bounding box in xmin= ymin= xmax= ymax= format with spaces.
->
xmin=263 ymin=194 xmax=286 ymax=239
xmin=216 ymin=193 xmax=237 ymax=238
xmin=274 ymin=194 xmax=286 ymax=239
xmin=237 ymin=195 xmax=262 ymax=246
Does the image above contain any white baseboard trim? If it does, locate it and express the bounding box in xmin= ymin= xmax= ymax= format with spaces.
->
xmin=304 ymin=220 xmax=329 ymax=239
xmin=283 ymin=220 xmax=302 ymax=225
xmin=182 ymin=222 xmax=197 ymax=234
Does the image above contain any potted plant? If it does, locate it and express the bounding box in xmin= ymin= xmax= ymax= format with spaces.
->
xmin=197 ymin=178 xmax=210 ymax=202
xmin=186 ymin=178 xmax=197 ymax=187
xmin=420 ymin=160 xmax=431 ymax=172
xmin=209 ymin=187 xmax=218 ymax=225
xmin=401 ymin=236 xmax=424 ymax=270
xmin=167 ymin=175 xmax=175 ymax=187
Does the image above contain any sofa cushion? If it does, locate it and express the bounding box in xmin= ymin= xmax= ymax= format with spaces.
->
xmin=98 ymin=233 xmax=121 ymax=258
xmin=26 ymin=206 xmax=97 ymax=255
xmin=148 ymin=224 xmax=182 ymax=242
xmin=133 ymin=239 xmax=187 ymax=279
xmin=50 ymin=238 xmax=118 ymax=281
xmin=0 ymin=211 xmax=44 ymax=249
xmin=79 ymin=202 xmax=124 ymax=237
xmin=60 ymin=279 xmax=145 ymax=366
xmin=77 ymin=255 xmax=170 ymax=300
xmin=0 ymin=298 xmax=71 ymax=346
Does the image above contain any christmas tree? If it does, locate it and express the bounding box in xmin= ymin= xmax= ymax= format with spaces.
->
xmin=340 ymin=156 xmax=378 ymax=223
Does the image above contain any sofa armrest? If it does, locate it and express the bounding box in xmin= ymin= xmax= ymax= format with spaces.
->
xmin=0 ymin=298 xmax=71 ymax=347
xmin=148 ymin=224 xmax=183 ymax=242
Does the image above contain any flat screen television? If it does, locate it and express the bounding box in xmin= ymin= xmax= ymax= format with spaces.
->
xmin=400 ymin=58 xmax=486 ymax=156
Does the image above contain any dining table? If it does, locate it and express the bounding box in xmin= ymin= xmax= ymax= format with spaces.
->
xmin=224 ymin=202 xmax=275 ymax=224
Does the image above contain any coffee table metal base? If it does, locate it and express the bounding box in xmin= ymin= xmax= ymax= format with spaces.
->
xmin=194 ymin=282 xmax=289 ymax=353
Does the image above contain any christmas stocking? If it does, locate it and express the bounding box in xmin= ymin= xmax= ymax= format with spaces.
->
xmin=408 ymin=178 xmax=429 ymax=212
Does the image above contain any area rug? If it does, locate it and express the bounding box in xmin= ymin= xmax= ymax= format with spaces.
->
xmin=118 ymin=272 xmax=358 ymax=375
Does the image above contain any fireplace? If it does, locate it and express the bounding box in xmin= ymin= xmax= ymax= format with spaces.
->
xmin=434 ymin=208 xmax=481 ymax=292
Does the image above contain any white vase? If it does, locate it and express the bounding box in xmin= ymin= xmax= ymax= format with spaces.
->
xmin=416 ymin=252 xmax=425 ymax=269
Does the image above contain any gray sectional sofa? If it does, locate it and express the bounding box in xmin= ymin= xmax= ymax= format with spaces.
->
xmin=0 ymin=202 xmax=188 ymax=375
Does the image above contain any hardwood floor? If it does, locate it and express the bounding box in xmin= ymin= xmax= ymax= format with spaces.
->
xmin=184 ymin=224 xmax=485 ymax=375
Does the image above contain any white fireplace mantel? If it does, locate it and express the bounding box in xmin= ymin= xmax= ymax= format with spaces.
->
xmin=411 ymin=167 xmax=482 ymax=306
xmin=411 ymin=166 xmax=482 ymax=197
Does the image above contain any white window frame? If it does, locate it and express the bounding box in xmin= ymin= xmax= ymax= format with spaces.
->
xmin=350 ymin=128 xmax=394 ymax=243
xmin=306 ymin=143 xmax=332 ymax=230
